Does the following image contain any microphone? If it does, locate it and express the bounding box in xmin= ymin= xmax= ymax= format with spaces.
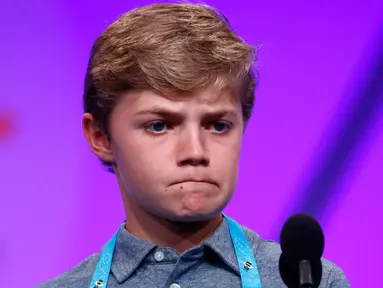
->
xmin=278 ymin=213 xmax=325 ymax=288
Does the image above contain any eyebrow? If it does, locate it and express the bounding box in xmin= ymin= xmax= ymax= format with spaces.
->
xmin=135 ymin=107 xmax=238 ymax=118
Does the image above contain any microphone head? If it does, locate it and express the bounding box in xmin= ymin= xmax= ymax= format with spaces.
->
xmin=278 ymin=213 xmax=325 ymax=288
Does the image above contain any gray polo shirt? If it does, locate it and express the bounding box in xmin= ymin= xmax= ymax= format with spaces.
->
xmin=37 ymin=218 xmax=350 ymax=287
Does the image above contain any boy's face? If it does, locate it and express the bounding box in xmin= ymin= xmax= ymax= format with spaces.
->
xmin=108 ymin=88 xmax=244 ymax=222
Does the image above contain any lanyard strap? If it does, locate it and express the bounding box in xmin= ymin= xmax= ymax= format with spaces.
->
xmin=224 ymin=214 xmax=262 ymax=288
xmin=89 ymin=215 xmax=262 ymax=288
xmin=89 ymin=232 xmax=118 ymax=288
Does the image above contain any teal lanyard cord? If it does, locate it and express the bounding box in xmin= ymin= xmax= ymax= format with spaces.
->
xmin=224 ymin=214 xmax=262 ymax=288
xmin=89 ymin=214 xmax=262 ymax=288
xmin=89 ymin=231 xmax=118 ymax=287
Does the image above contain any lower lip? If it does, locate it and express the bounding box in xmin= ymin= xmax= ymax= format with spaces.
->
xmin=174 ymin=181 xmax=216 ymax=186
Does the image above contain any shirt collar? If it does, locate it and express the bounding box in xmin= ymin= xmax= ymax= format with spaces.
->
xmin=204 ymin=216 xmax=251 ymax=275
xmin=111 ymin=224 xmax=157 ymax=283
xmin=110 ymin=216 xmax=259 ymax=283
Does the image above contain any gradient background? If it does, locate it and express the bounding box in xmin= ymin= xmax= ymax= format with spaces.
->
xmin=1 ymin=0 xmax=382 ymax=287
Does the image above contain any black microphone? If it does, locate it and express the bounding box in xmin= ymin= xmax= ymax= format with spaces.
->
xmin=278 ymin=213 xmax=325 ymax=288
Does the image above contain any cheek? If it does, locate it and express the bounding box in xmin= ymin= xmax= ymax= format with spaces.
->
xmin=213 ymin=140 xmax=241 ymax=185
xmin=214 ymin=136 xmax=242 ymax=164
xmin=114 ymin=140 xmax=171 ymax=189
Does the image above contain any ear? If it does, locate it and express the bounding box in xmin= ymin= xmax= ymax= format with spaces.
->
xmin=82 ymin=113 xmax=115 ymax=164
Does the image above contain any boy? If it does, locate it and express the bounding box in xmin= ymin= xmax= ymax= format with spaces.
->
xmin=38 ymin=3 xmax=350 ymax=287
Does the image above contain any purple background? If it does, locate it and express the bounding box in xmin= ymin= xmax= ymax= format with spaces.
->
xmin=1 ymin=0 xmax=382 ymax=287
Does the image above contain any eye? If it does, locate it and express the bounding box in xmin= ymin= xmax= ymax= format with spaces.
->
xmin=209 ymin=121 xmax=232 ymax=134
xmin=144 ymin=121 xmax=168 ymax=135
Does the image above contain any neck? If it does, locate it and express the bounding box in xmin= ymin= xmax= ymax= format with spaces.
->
xmin=122 ymin=197 xmax=222 ymax=254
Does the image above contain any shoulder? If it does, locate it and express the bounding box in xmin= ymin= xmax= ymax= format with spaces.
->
xmin=241 ymin=226 xmax=350 ymax=287
xmin=36 ymin=254 xmax=100 ymax=288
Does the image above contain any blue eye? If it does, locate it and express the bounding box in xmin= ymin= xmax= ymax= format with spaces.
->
xmin=146 ymin=121 xmax=166 ymax=133
xmin=211 ymin=121 xmax=231 ymax=133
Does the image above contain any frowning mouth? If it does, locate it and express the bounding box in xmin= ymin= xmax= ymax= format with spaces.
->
xmin=171 ymin=179 xmax=218 ymax=187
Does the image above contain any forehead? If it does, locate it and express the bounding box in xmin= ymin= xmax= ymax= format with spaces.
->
xmin=118 ymin=88 xmax=241 ymax=113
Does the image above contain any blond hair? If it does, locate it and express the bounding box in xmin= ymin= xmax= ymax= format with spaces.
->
xmin=83 ymin=3 xmax=258 ymax=169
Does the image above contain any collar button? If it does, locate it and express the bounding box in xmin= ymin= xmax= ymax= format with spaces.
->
xmin=154 ymin=250 xmax=165 ymax=262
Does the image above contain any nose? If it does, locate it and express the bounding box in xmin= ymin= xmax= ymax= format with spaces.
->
xmin=177 ymin=127 xmax=210 ymax=167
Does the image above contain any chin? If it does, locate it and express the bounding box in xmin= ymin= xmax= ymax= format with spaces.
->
xmin=167 ymin=207 xmax=224 ymax=223
xmin=152 ymin=193 xmax=232 ymax=223
xmin=176 ymin=214 xmax=216 ymax=223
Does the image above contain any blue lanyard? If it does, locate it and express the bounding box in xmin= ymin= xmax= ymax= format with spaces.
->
xmin=89 ymin=214 xmax=262 ymax=288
